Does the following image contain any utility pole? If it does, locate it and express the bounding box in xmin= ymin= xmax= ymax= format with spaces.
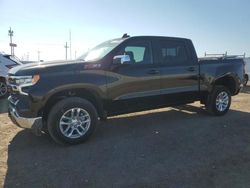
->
xmin=8 ymin=27 xmax=16 ymax=56
xmin=64 ymin=42 xmax=69 ymax=60
xmin=75 ymin=50 xmax=77 ymax=59
xmin=27 ymin=52 xmax=29 ymax=61
xmin=69 ymin=30 xmax=72 ymax=60
xmin=38 ymin=51 xmax=40 ymax=62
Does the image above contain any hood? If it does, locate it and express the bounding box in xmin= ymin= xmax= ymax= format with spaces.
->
xmin=9 ymin=60 xmax=87 ymax=76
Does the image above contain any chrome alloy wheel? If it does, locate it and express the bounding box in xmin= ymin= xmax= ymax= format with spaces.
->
xmin=0 ymin=82 xmax=7 ymax=97
xmin=216 ymin=91 xmax=229 ymax=112
xmin=59 ymin=108 xmax=91 ymax=139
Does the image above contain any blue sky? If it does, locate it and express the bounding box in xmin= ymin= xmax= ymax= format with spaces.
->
xmin=0 ymin=0 xmax=250 ymax=61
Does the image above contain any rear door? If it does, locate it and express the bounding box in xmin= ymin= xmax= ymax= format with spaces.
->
xmin=156 ymin=39 xmax=199 ymax=103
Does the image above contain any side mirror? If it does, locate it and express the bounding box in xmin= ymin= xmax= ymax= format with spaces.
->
xmin=113 ymin=55 xmax=131 ymax=65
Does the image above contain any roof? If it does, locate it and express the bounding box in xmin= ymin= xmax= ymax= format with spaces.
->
xmin=126 ymin=35 xmax=191 ymax=41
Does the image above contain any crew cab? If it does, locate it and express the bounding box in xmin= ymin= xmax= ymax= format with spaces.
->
xmin=0 ymin=53 xmax=22 ymax=98
xmin=7 ymin=35 xmax=244 ymax=144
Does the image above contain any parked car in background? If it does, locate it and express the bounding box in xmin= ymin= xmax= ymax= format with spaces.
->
xmin=8 ymin=35 xmax=245 ymax=145
xmin=0 ymin=53 xmax=22 ymax=98
xmin=244 ymin=58 xmax=250 ymax=86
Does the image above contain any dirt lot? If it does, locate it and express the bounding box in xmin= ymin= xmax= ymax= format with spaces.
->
xmin=0 ymin=86 xmax=250 ymax=188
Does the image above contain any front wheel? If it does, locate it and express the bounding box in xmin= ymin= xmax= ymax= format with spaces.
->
xmin=47 ymin=97 xmax=98 ymax=145
xmin=205 ymin=86 xmax=231 ymax=116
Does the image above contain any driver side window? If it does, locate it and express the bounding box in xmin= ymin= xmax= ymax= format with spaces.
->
xmin=118 ymin=41 xmax=153 ymax=64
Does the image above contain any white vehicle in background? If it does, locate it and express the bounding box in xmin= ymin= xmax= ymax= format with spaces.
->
xmin=0 ymin=53 xmax=22 ymax=98
xmin=244 ymin=58 xmax=250 ymax=86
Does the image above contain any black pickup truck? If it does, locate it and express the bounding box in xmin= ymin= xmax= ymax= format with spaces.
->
xmin=7 ymin=35 xmax=244 ymax=144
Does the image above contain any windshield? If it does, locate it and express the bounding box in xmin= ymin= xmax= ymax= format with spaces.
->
xmin=78 ymin=39 xmax=124 ymax=62
xmin=3 ymin=55 xmax=22 ymax=64
xmin=9 ymin=55 xmax=22 ymax=64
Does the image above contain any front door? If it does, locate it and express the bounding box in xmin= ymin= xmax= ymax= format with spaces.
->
xmin=106 ymin=39 xmax=161 ymax=114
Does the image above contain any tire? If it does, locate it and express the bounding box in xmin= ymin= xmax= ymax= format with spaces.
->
xmin=205 ymin=86 xmax=231 ymax=116
xmin=0 ymin=79 xmax=8 ymax=99
xmin=47 ymin=97 xmax=98 ymax=145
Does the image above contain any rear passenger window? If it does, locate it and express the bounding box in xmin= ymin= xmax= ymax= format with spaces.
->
xmin=159 ymin=41 xmax=188 ymax=65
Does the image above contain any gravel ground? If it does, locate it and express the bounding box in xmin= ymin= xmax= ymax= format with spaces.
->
xmin=0 ymin=85 xmax=250 ymax=188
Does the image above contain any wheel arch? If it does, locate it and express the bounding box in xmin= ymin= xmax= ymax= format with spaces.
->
xmin=212 ymin=74 xmax=240 ymax=96
xmin=42 ymin=88 xmax=106 ymax=122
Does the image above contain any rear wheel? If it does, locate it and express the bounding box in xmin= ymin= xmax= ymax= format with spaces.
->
xmin=47 ymin=97 xmax=98 ymax=145
xmin=0 ymin=79 xmax=8 ymax=99
xmin=205 ymin=86 xmax=231 ymax=116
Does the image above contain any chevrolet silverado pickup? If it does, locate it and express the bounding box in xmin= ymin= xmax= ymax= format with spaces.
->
xmin=7 ymin=35 xmax=244 ymax=144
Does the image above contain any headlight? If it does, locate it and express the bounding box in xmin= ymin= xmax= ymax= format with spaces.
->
xmin=15 ymin=75 xmax=40 ymax=86
xmin=8 ymin=75 xmax=40 ymax=95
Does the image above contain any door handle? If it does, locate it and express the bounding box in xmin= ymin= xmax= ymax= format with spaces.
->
xmin=187 ymin=67 xmax=195 ymax=72
xmin=147 ymin=69 xmax=160 ymax=75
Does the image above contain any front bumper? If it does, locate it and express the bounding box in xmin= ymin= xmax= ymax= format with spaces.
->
xmin=8 ymin=96 xmax=43 ymax=135
xmin=8 ymin=104 xmax=42 ymax=129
